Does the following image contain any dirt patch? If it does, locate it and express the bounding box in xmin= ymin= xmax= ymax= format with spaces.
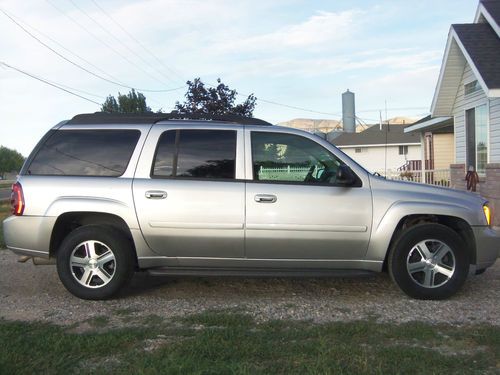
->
xmin=0 ymin=250 xmax=499 ymax=326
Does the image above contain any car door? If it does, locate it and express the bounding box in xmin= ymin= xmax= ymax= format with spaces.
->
xmin=245 ymin=129 xmax=372 ymax=261
xmin=133 ymin=125 xmax=245 ymax=258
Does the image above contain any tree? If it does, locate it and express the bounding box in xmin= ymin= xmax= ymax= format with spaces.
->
xmin=101 ymin=89 xmax=151 ymax=113
xmin=0 ymin=146 xmax=25 ymax=178
xmin=175 ymin=78 xmax=256 ymax=117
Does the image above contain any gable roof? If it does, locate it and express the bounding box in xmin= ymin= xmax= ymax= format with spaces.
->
xmin=431 ymin=1 xmax=500 ymax=116
xmin=475 ymin=0 xmax=500 ymax=35
xmin=453 ymin=23 xmax=500 ymax=89
xmin=331 ymin=124 xmax=420 ymax=147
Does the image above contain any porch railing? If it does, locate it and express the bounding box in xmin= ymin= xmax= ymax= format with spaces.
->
xmin=377 ymin=169 xmax=451 ymax=187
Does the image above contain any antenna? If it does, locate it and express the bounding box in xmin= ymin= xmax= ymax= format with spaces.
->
xmin=384 ymin=100 xmax=388 ymax=177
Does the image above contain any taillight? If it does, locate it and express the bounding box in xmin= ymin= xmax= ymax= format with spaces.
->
xmin=10 ymin=182 xmax=25 ymax=216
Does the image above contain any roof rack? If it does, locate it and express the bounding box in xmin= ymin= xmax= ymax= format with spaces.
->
xmin=66 ymin=112 xmax=273 ymax=126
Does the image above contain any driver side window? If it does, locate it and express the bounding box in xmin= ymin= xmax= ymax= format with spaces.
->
xmin=251 ymin=132 xmax=342 ymax=184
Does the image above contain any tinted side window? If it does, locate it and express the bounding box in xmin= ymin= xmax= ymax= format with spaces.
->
xmin=251 ymin=132 xmax=343 ymax=184
xmin=152 ymin=130 xmax=236 ymax=179
xmin=27 ymin=130 xmax=140 ymax=176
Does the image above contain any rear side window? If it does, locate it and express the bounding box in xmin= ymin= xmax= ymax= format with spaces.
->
xmin=152 ymin=129 xmax=236 ymax=179
xmin=27 ymin=130 xmax=140 ymax=176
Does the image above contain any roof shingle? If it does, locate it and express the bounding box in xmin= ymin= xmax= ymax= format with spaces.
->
xmin=452 ymin=23 xmax=500 ymax=89
xmin=331 ymin=125 xmax=420 ymax=147
xmin=481 ymin=0 xmax=500 ymax=25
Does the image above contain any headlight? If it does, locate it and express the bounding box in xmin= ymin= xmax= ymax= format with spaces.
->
xmin=483 ymin=204 xmax=491 ymax=226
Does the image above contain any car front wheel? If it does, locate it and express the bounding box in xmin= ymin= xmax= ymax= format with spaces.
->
xmin=388 ymin=223 xmax=470 ymax=300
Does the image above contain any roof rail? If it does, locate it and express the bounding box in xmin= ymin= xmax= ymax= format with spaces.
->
xmin=66 ymin=112 xmax=273 ymax=126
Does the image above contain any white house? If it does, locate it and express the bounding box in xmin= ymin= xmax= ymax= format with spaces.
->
xmin=332 ymin=124 xmax=421 ymax=173
xmin=405 ymin=0 xmax=500 ymax=225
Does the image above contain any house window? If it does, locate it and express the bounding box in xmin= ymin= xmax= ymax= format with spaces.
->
xmin=466 ymin=104 xmax=488 ymax=174
xmin=355 ymin=148 xmax=363 ymax=153
xmin=464 ymin=80 xmax=481 ymax=96
xmin=398 ymin=146 xmax=408 ymax=155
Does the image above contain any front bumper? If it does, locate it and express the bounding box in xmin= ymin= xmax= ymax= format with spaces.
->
xmin=473 ymin=226 xmax=500 ymax=269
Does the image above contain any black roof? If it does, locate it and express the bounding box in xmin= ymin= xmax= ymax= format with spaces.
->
xmin=452 ymin=23 xmax=500 ymax=89
xmin=66 ymin=112 xmax=273 ymax=126
xmin=332 ymin=124 xmax=420 ymax=147
xmin=481 ymin=0 xmax=500 ymax=24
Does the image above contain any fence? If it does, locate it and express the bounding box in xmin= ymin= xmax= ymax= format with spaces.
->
xmin=378 ymin=169 xmax=451 ymax=187
xmin=258 ymin=166 xmax=310 ymax=181
xmin=258 ymin=166 xmax=451 ymax=187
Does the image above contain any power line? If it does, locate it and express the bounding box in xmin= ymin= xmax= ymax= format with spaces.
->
xmin=3 ymin=8 xmax=132 ymax=89
xmin=1 ymin=61 xmax=101 ymax=106
xmin=0 ymin=7 xmax=185 ymax=93
xmin=254 ymin=96 xmax=343 ymax=117
xmin=4 ymin=1 xmax=427 ymax=120
xmin=46 ymin=0 xmax=170 ymax=87
xmin=90 ymin=0 xmax=185 ymax=85
xmin=357 ymin=106 xmax=428 ymax=113
xmin=67 ymin=0 xmax=178 ymax=86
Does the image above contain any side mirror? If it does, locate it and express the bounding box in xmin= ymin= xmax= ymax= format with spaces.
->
xmin=336 ymin=165 xmax=356 ymax=186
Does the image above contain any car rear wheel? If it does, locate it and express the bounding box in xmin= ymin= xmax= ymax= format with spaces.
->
xmin=388 ymin=223 xmax=469 ymax=300
xmin=56 ymin=225 xmax=135 ymax=300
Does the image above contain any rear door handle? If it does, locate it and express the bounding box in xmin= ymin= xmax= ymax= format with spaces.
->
xmin=254 ymin=194 xmax=277 ymax=203
xmin=145 ymin=190 xmax=167 ymax=199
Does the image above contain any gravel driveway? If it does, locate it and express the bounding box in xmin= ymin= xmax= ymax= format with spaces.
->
xmin=0 ymin=250 xmax=499 ymax=327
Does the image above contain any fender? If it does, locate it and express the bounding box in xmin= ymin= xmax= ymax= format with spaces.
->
xmin=45 ymin=196 xmax=140 ymax=230
xmin=365 ymin=201 xmax=478 ymax=263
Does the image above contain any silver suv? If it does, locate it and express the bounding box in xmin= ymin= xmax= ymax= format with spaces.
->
xmin=3 ymin=113 xmax=499 ymax=300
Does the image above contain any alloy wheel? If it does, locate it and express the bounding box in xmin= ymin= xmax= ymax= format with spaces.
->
xmin=406 ymin=239 xmax=455 ymax=288
xmin=69 ymin=240 xmax=116 ymax=289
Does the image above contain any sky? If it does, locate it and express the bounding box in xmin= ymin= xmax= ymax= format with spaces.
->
xmin=0 ymin=0 xmax=479 ymax=156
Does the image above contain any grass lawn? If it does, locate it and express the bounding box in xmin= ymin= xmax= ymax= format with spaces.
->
xmin=0 ymin=312 xmax=498 ymax=374
xmin=0 ymin=201 xmax=10 ymax=248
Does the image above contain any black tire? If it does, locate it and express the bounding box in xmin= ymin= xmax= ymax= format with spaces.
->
xmin=56 ymin=225 xmax=135 ymax=300
xmin=388 ymin=223 xmax=470 ymax=300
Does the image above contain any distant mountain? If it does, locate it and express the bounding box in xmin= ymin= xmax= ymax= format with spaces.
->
xmin=277 ymin=118 xmax=342 ymax=133
xmin=278 ymin=116 xmax=418 ymax=133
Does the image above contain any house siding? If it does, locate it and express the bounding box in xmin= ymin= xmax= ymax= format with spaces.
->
xmin=433 ymin=133 xmax=454 ymax=169
xmin=452 ymin=63 xmax=488 ymax=164
xmin=339 ymin=144 xmax=420 ymax=173
xmin=490 ymin=97 xmax=500 ymax=162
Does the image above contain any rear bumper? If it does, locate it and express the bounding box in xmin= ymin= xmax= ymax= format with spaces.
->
xmin=473 ymin=226 xmax=500 ymax=269
xmin=2 ymin=215 xmax=56 ymax=258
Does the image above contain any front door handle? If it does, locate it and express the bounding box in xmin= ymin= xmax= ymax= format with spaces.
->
xmin=145 ymin=190 xmax=167 ymax=199
xmin=254 ymin=194 xmax=277 ymax=203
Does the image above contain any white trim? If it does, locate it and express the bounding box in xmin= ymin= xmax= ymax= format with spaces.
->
xmin=463 ymin=101 xmax=489 ymax=174
xmin=337 ymin=143 xmax=420 ymax=149
xmin=451 ymin=28 xmax=491 ymax=97
xmin=474 ymin=3 xmax=482 ymax=23
xmin=463 ymin=77 xmax=479 ymax=86
xmin=489 ymin=88 xmax=500 ymax=97
xmin=431 ymin=26 xmax=500 ymax=116
xmin=431 ymin=29 xmax=455 ymax=115
xmin=474 ymin=3 xmax=500 ymax=37
xmin=453 ymin=115 xmax=457 ymax=163
xmin=404 ymin=116 xmax=452 ymax=133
